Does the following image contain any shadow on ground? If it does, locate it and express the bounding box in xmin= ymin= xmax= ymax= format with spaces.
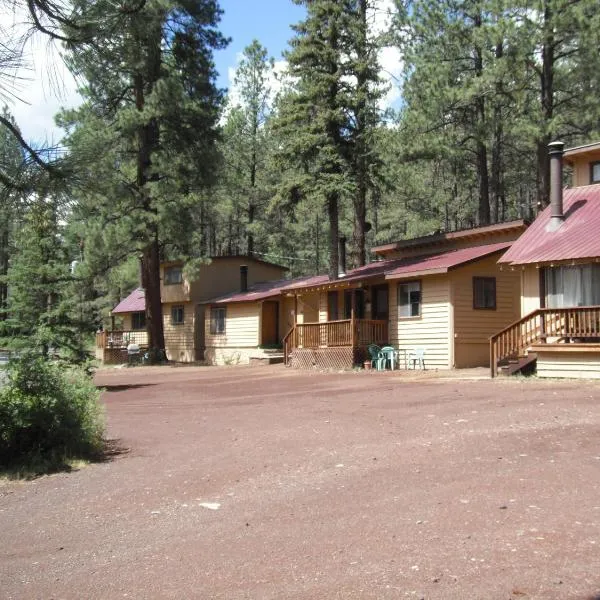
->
xmin=100 ymin=383 xmax=156 ymax=392
xmin=0 ymin=439 xmax=130 ymax=481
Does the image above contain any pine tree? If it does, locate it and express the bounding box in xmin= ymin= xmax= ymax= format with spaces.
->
xmin=0 ymin=107 xmax=26 ymax=320
xmin=0 ymin=193 xmax=89 ymax=360
xmin=59 ymin=0 xmax=227 ymax=360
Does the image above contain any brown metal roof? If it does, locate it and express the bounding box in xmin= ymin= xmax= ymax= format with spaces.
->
xmin=564 ymin=141 xmax=600 ymax=163
xmin=499 ymin=184 xmax=600 ymax=265
xmin=371 ymin=220 xmax=527 ymax=255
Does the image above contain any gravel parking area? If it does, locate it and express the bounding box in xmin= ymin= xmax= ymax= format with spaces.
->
xmin=1 ymin=365 xmax=600 ymax=599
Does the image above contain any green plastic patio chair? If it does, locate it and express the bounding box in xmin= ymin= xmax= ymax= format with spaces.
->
xmin=367 ymin=344 xmax=385 ymax=370
xmin=380 ymin=346 xmax=396 ymax=370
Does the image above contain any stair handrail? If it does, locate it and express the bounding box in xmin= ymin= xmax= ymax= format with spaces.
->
xmin=283 ymin=325 xmax=296 ymax=366
xmin=490 ymin=305 xmax=600 ymax=377
xmin=490 ymin=308 xmax=545 ymax=378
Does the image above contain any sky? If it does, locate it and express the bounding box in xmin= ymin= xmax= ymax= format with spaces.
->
xmin=2 ymin=0 xmax=401 ymax=144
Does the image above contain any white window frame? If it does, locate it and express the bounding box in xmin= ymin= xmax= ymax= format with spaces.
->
xmin=210 ymin=307 xmax=226 ymax=335
xmin=398 ymin=280 xmax=422 ymax=318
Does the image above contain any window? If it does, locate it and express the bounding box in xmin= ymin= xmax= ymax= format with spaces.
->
xmin=591 ymin=162 xmax=600 ymax=184
xmin=131 ymin=311 xmax=146 ymax=330
xmin=210 ymin=307 xmax=226 ymax=334
xmin=171 ymin=305 xmax=184 ymax=325
xmin=327 ymin=291 xmax=339 ymax=320
xmin=371 ymin=284 xmax=389 ymax=320
xmin=545 ymin=265 xmax=600 ymax=308
xmin=398 ymin=281 xmax=421 ymax=318
xmin=473 ymin=277 xmax=497 ymax=310
xmin=164 ymin=266 xmax=183 ymax=285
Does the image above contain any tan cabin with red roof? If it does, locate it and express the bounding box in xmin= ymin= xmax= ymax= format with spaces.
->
xmin=492 ymin=141 xmax=600 ymax=378
xmin=96 ymin=256 xmax=288 ymax=364
xmin=273 ymin=223 xmax=527 ymax=370
xmin=205 ymin=221 xmax=528 ymax=370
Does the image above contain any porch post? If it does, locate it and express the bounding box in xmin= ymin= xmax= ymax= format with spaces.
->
xmin=294 ymin=295 xmax=298 ymax=324
xmin=351 ymin=288 xmax=356 ymax=348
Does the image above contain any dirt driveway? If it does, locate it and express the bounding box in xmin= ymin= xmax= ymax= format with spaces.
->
xmin=1 ymin=365 xmax=600 ymax=599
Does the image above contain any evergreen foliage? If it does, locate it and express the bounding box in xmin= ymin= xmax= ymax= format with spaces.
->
xmin=0 ymin=354 xmax=104 ymax=472
xmin=58 ymin=0 xmax=228 ymax=358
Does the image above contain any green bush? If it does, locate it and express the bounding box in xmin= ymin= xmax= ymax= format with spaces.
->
xmin=0 ymin=354 xmax=105 ymax=471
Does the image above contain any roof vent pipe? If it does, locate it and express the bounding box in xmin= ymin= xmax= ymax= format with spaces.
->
xmin=240 ymin=265 xmax=248 ymax=293
xmin=547 ymin=141 xmax=565 ymax=231
xmin=338 ymin=236 xmax=347 ymax=277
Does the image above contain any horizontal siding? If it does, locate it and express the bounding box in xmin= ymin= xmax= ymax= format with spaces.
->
xmin=537 ymin=351 xmax=600 ymax=379
xmin=521 ymin=267 xmax=541 ymax=317
xmin=297 ymin=292 xmax=319 ymax=324
xmin=163 ymin=302 xmax=195 ymax=362
xmin=205 ymin=302 xmax=259 ymax=349
xmin=389 ymin=276 xmax=451 ymax=369
xmin=452 ymin=255 xmax=521 ymax=368
xmin=319 ymin=291 xmax=328 ymax=323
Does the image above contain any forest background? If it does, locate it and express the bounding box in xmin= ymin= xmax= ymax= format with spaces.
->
xmin=1 ymin=0 xmax=599 ymax=358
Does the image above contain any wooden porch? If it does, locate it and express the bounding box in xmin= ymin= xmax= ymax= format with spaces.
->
xmin=490 ymin=306 xmax=600 ymax=377
xmin=95 ymin=330 xmax=149 ymax=364
xmin=283 ymin=319 xmax=388 ymax=369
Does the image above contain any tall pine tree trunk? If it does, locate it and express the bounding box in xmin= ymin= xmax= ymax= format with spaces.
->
xmin=537 ymin=0 xmax=554 ymax=208
xmin=134 ymin=16 xmax=165 ymax=358
xmin=0 ymin=219 xmax=8 ymax=320
xmin=490 ymin=42 xmax=504 ymax=224
xmin=327 ymin=191 xmax=339 ymax=281
xmin=248 ymin=143 xmax=256 ymax=255
xmin=474 ymin=12 xmax=490 ymax=225
xmin=351 ymin=0 xmax=368 ymax=267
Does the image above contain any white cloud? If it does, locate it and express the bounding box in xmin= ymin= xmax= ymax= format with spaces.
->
xmin=225 ymin=0 xmax=402 ymax=115
xmin=369 ymin=0 xmax=403 ymax=110
xmin=226 ymin=53 xmax=290 ymax=112
xmin=0 ymin=5 xmax=82 ymax=145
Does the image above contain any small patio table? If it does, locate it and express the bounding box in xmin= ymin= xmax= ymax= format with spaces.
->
xmin=380 ymin=346 xmax=404 ymax=370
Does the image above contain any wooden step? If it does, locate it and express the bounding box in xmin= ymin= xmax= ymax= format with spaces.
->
xmin=498 ymin=352 xmax=537 ymax=376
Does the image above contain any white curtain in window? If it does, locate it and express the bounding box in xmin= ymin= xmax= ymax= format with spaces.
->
xmin=545 ymin=265 xmax=600 ymax=307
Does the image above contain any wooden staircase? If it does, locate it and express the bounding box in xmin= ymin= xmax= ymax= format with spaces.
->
xmin=490 ymin=306 xmax=600 ymax=377
xmin=497 ymin=352 xmax=538 ymax=377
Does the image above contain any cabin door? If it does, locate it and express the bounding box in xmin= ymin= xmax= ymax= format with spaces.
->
xmin=195 ymin=305 xmax=205 ymax=360
xmin=261 ymin=301 xmax=279 ymax=346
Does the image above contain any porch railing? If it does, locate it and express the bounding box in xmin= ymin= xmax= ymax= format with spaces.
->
xmin=96 ymin=330 xmax=149 ymax=349
xmin=283 ymin=319 xmax=388 ymax=365
xmin=490 ymin=305 xmax=600 ymax=377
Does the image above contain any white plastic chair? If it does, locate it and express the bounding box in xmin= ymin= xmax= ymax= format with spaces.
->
xmin=407 ymin=348 xmax=425 ymax=369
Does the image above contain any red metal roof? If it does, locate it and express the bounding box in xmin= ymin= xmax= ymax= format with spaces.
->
xmin=384 ymin=241 xmax=513 ymax=279
xmin=279 ymin=241 xmax=512 ymax=292
xmin=499 ymin=184 xmax=600 ymax=265
xmin=111 ymin=288 xmax=145 ymax=314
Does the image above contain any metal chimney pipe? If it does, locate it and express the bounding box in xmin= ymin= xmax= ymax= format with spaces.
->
xmin=548 ymin=140 xmax=565 ymax=222
xmin=240 ymin=265 xmax=248 ymax=293
xmin=338 ymin=236 xmax=347 ymax=277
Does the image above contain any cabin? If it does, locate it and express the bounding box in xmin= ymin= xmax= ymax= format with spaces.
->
xmin=95 ymin=287 xmax=148 ymax=364
xmin=492 ymin=141 xmax=600 ymax=378
xmin=202 ymin=276 xmax=315 ymax=366
xmin=278 ymin=224 xmax=527 ymax=370
xmin=95 ymin=256 xmax=288 ymax=364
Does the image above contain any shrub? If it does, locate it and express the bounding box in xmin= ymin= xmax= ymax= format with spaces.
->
xmin=0 ymin=354 xmax=104 ymax=471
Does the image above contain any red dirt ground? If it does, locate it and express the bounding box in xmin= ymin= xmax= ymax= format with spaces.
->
xmin=1 ymin=365 xmax=600 ymax=600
